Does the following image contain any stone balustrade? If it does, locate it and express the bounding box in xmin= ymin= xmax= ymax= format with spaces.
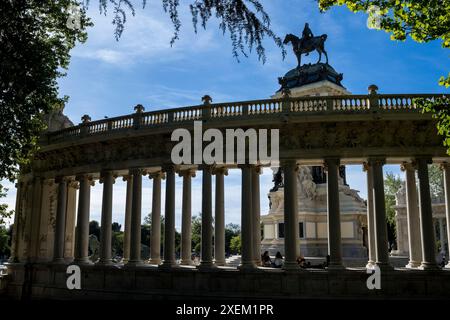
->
xmin=45 ymin=93 xmax=445 ymax=144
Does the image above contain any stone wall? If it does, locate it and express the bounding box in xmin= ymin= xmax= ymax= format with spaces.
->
xmin=5 ymin=263 xmax=450 ymax=300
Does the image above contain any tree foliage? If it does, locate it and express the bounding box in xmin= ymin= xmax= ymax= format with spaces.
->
xmin=417 ymin=96 xmax=450 ymax=155
xmin=83 ymin=0 xmax=285 ymax=62
xmin=224 ymin=223 xmax=240 ymax=255
xmin=428 ymin=164 xmax=445 ymax=202
xmin=229 ymin=234 xmax=241 ymax=254
xmin=318 ymin=1 xmax=450 ymax=53
xmin=0 ymin=0 xmax=90 ymax=181
xmin=318 ymin=0 xmax=450 ymax=153
xmin=0 ymin=226 xmax=11 ymax=257
xmin=0 ymin=185 xmax=14 ymax=226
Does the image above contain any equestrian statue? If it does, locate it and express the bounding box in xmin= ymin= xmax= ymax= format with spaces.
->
xmin=283 ymin=23 xmax=329 ymax=68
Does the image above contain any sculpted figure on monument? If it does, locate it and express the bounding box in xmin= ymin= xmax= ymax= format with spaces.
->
xmin=43 ymin=104 xmax=74 ymax=132
xmin=283 ymin=23 xmax=329 ymax=68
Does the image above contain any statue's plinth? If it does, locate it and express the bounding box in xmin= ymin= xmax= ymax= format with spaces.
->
xmin=277 ymin=63 xmax=344 ymax=91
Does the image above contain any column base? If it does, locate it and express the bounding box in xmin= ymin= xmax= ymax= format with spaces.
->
xmin=158 ymin=261 xmax=178 ymax=270
xmin=180 ymin=259 xmax=194 ymax=266
xmin=418 ymin=262 xmax=440 ymax=270
xmin=148 ymin=258 xmax=161 ymax=265
xmin=197 ymin=263 xmax=217 ymax=271
xmin=405 ymin=261 xmax=421 ymax=269
xmin=375 ymin=262 xmax=394 ymax=271
xmin=52 ymin=258 xmax=68 ymax=265
xmin=125 ymin=260 xmax=145 ymax=268
xmin=365 ymin=261 xmax=375 ymax=269
xmin=237 ymin=262 xmax=258 ymax=271
xmin=445 ymin=263 xmax=450 ymax=269
xmin=96 ymin=259 xmax=114 ymax=266
xmin=327 ymin=263 xmax=345 ymax=271
xmin=282 ymin=262 xmax=300 ymax=271
xmin=73 ymin=259 xmax=94 ymax=266
xmin=213 ymin=259 xmax=225 ymax=267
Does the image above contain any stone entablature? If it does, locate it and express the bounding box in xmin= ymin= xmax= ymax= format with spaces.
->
xmin=29 ymin=93 xmax=448 ymax=179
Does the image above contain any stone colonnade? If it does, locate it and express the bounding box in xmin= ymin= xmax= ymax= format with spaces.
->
xmin=12 ymin=158 xmax=450 ymax=271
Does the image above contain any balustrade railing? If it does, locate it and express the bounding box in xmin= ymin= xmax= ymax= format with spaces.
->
xmin=46 ymin=93 xmax=446 ymax=143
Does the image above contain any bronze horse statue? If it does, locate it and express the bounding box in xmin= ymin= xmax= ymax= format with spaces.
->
xmin=283 ymin=33 xmax=329 ymax=68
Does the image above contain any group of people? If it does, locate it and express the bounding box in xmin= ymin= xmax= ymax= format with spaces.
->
xmin=261 ymin=251 xmax=285 ymax=268
xmin=261 ymin=251 xmax=330 ymax=269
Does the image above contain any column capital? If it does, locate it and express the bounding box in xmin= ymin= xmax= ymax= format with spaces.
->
xmin=31 ymin=175 xmax=45 ymax=183
xmin=162 ymin=163 xmax=177 ymax=174
xmin=54 ymin=176 xmax=70 ymax=184
xmin=323 ymin=157 xmax=341 ymax=165
xmin=252 ymin=165 xmax=263 ymax=175
xmin=414 ymin=156 xmax=433 ymax=164
xmin=129 ymin=168 xmax=146 ymax=176
xmin=212 ymin=166 xmax=229 ymax=176
xmin=367 ymin=157 xmax=386 ymax=166
xmin=75 ymin=174 xmax=94 ymax=183
xmin=122 ymin=174 xmax=132 ymax=182
xmin=99 ymin=170 xmax=117 ymax=184
xmin=68 ymin=180 xmax=80 ymax=189
xmin=149 ymin=170 xmax=166 ymax=180
xmin=280 ymin=159 xmax=299 ymax=169
xmin=362 ymin=162 xmax=369 ymax=172
xmin=439 ymin=162 xmax=450 ymax=170
xmin=323 ymin=158 xmax=340 ymax=172
xmin=178 ymin=168 xmax=197 ymax=178
xmin=44 ymin=179 xmax=54 ymax=187
xmin=400 ymin=161 xmax=416 ymax=172
xmin=237 ymin=164 xmax=253 ymax=169
xmin=198 ymin=164 xmax=215 ymax=172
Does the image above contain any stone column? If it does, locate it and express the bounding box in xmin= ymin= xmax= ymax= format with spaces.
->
xmin=238 ymin=165 xmax=256 ymax=270
xmin=363 ymin=163 xmax=376 ymax=267
xmin=29 ymin=177 xmax=44 ymax=262
xmin=122 ymin=175 xmax=133 ymax=263
xmin=199 ymin=165 xmax=215 ymax=269
xmin=252 ymin=166 xmax=262 ymax=265
xmin=74 ymin=175 xmax=93 ymax=264
xmin=160 ymin=165 xmax=176 ymax=268
xmin=149 ymin=171 xmax=164 ymax=265
xmin=439 ymin=218 xmax=446 ymax=256
xmin=369 ymin=158 xmax=391 ymax=269
xmin=282 ymin=160 xmax=300 ymax=270
xmin=401 ymin=162 xmax=422 ymax=268
xmin=127 ymin=168 xmax=144 ymax=266
xmin=325 ymin=158 xmax=343 ymax=269
xmin=179 ymin=169 xmax=196 ymax=265
xmin=98 ymin=170 xmax=115 ymax=265
xmin=441 ymin=163 xmax=450 ymax=269
xmin=416 ymin=157 xmax=438 ymax=270
xmin=53 ymin=176 xmax=68 ymax=263
xmin=213 ymin=167 xmax=228 ymax=266
xmin=8 ymin=182 xmax=23 ymax=263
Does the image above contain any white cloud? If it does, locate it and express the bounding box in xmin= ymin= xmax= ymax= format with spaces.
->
xmin=73 ymin=3 xmax=218 ymax=67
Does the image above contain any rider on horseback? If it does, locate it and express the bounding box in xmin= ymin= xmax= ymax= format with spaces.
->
xmin=300 ymin=23 xmax=314 ymax=55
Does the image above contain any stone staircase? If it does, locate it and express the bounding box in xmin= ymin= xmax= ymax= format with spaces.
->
xmin=225 ymin=255 xmax=241 ymax=267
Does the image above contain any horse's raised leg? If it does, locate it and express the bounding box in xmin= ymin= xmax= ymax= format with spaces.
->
xmin=324 ymin=50 xmax=329 ymax=64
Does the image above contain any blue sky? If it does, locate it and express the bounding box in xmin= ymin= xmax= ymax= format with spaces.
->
xmin=2 ymin=1 xmax=449 ymax=229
